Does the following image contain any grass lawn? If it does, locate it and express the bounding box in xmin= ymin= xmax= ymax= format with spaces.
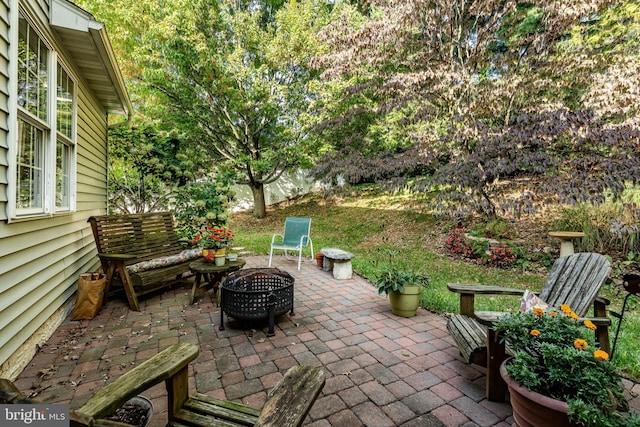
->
xmin=229 ymin=189 xmax=640 ymax=381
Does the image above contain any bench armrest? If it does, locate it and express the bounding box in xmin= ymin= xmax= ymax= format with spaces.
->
xmin=72 ymin=343 xmax=199 ymax=425
xmin=255 ymin=365 xmax=325 ymax=427
xmin=98 ymin=253 xmax=138 ymax=261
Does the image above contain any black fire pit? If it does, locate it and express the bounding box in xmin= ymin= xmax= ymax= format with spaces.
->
xmin=219 ymin=267 xmax=294 ymax=336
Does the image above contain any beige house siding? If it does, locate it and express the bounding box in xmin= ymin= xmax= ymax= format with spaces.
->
xmin=0 ymin=0 xmax=129 ymax=379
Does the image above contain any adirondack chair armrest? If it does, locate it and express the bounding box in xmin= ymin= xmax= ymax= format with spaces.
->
xmin=255 ymin=365 xmax=325 ymax=427
xmin=71 ymin=343 xmax=199 ymax=426
xmin=447 ymin=283 xmax=525 ymax=317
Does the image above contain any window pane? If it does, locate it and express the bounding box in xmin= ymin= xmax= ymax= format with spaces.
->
xmin=56 ymin=140 xmax=71 ymax=209
xmin=18 ymin=12 xmax=48 ymax=121
xmin=57 ymin=64 xmax=74 ymax=139
xmin=17 ymin=119 xmax=44 ymax=211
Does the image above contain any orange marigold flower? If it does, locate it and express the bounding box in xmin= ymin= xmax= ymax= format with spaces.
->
xmin=560 ymin=304 xmax=571 ymax=314
xmin=583 ymin=320 xmax=597 ymax=330
xmin=569 ymin=311 xmax=579 ymax=320
xmin=530 ymin=329 xmax=540 ymax=337
xmin=594 ymin=350 xmax=609 ymax=361
xmin=574 ymin=339 xmax=588 ymax=350
xmin=549 ymin=311 xmax=558 ymax=317
xmin=533 ymin=308 xmax=544 ymax=316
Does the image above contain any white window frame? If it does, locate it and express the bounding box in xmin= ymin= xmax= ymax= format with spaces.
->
xmin=7 ymin=4 xmax=77 ymax=220
xmin=55 ymin=63 xmax=77 ymax=213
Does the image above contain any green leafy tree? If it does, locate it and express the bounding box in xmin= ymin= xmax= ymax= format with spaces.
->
xmin=107 ymin=120 xmax=208 ymax=213
xmin=77 ymin=0 xmax=330 ymax=218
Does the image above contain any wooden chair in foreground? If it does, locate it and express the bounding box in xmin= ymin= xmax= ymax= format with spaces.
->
xmin=447 ymin=252 xmax=612 ymax=402
xmin=1 ymin=343 xmax=325 ymax=427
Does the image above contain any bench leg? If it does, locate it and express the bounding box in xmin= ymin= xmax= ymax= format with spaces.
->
xmin=486 ymin=327 xmax=506 ymax=402
xmin=116 ymin=263 xmax=140 ymax=311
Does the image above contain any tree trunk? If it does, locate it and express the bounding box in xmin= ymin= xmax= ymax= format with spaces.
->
xmin=250 ymin=182 xmax=267 ymax=219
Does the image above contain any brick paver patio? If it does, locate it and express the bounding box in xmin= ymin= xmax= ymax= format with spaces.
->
xmin=12 ymin=255 xmax=640 ymax=426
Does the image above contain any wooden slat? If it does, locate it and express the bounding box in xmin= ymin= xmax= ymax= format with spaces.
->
xmin=189 ymin=393 xmax=262 ymax=418
xmin=173 ymin=409 xmax=248 ymax=427
xmin=255 ymin=365 xmax=325 ymax=427
xmin=447 ymin=314 xmax=487 ymax=365
xmin=176 ymin=394 xmax=259 ymax=426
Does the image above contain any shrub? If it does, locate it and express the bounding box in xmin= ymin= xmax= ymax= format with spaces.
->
xmin=484 ymin=244 xmax=516 ymax=268
xmin=173 ymin=173 xmax=235 ymax=240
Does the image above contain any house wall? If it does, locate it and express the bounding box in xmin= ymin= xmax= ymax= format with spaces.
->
xmin=0 ymin=0 xmax=109 ymax=379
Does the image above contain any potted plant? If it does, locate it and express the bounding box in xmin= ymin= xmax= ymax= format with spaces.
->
xmin=375 ymin=251 xmax=429 ymax=317
xmin=495 ymin=304 xmax=640 ymax=427
xmin=195 ymin=226 xmax=235 ymax=263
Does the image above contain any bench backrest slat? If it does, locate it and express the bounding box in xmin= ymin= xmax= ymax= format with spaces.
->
xmin=88 ymin=212 xmax=186 ymax=265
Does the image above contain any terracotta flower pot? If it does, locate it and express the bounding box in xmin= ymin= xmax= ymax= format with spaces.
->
xmin=315 ymin=253 xmax=324 ymax=268
xmin=500 ymin=360 xmax=578 ymax=427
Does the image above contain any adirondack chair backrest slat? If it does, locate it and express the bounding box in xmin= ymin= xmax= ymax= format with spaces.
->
xmin=282 ymin=217 xmax=311 ymax=247
xmin=539 ymin=252 xmax=610 ymax=316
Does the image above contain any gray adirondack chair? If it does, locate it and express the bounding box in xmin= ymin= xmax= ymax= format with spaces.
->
xmin=446 ymin=252 xmax=611 ymax=401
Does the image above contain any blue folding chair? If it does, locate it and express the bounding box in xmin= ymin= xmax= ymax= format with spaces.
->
xmin=269 ymin=217 xmax=314 ymax=270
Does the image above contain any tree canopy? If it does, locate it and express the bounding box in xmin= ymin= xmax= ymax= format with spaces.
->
xmin=310 ymin=0 xmax=640 ymax=217
xmin=78 ymin=0 xmax=640 ymax=219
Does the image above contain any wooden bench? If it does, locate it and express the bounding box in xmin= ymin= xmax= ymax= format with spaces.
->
xmin=1 ymin=343 xmax=325 ymax=427
xmin=88 ymin=212 xmax=202 ymax=311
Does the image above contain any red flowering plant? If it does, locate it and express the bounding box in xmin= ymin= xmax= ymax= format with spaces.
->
xmin=495 ymin=304 xmax=639 ymax=427
xmin=194 ymin=226 xmax=234 ymax=250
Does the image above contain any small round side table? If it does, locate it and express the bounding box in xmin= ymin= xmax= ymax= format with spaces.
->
xmin=189 ymin=258 xmax=246 ymax=304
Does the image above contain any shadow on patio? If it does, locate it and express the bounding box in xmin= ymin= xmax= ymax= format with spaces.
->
xmin=12 ymin=255 xmax=639 ymax=426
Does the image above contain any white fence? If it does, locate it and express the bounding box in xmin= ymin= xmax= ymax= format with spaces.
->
xmin=231 ymin=170 xmax=320 ymax=212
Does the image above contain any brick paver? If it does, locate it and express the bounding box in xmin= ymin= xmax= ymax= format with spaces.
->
xmin=12 ymin=255 xmax=639 ymax=426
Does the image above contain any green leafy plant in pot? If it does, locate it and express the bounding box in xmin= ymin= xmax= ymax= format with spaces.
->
xmin=375 ymin=250 xmax=429 ymax=317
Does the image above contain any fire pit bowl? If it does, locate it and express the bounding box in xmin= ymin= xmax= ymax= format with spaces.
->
xmin=219 ymin=267 xmax=295 ymax=336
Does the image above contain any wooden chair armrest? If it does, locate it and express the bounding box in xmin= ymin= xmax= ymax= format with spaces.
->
xmin=73 ymin=343 xmax=199 ymax=424
xmin=448 ymin=284 xmax=524 ymax=317
xmin=447 ymin=283 xmax=524 ymax=295
xmin=255 ymin=365 xmax=325 ymax=427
